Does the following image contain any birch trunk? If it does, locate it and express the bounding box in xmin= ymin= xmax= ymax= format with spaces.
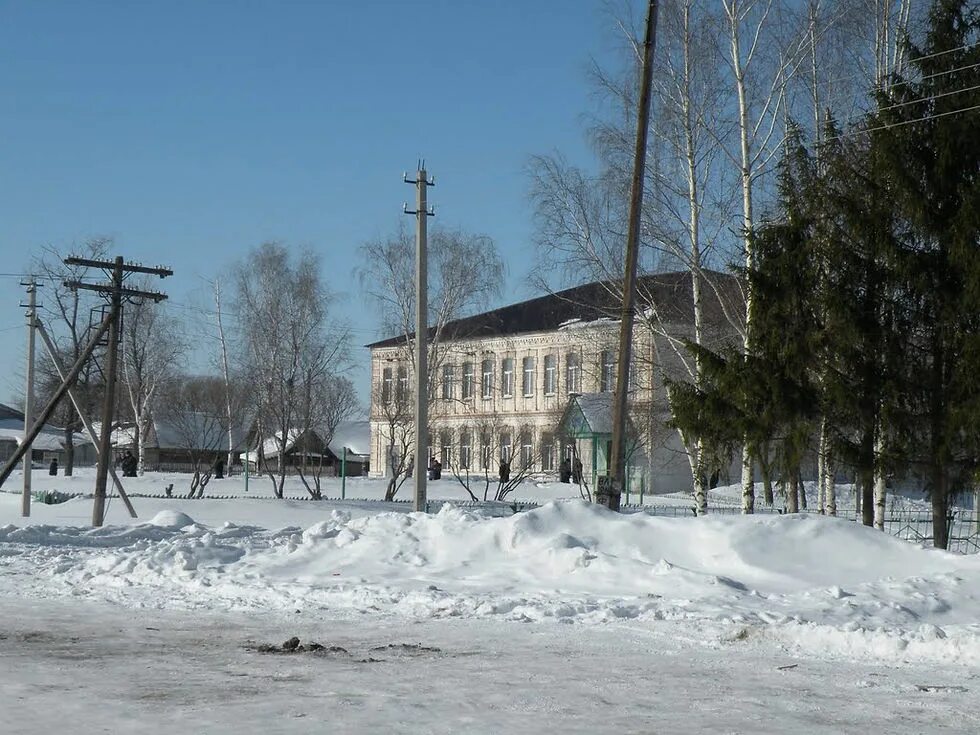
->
xmin=873 ymin=425 xmax=886 ymax=530
xmin=784 ymin=470 xmax=799 ymax=514
xmin=724 ymin=0 xmax=758 ymax=515
xmin=214 ymin=280 xmax=236 ymax=472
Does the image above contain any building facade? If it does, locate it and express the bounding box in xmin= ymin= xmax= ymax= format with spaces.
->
xmin=367 ymin=271 xmax=740 ymax=496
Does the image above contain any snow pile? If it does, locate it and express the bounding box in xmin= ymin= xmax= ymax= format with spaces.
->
xmin=1 ymin=500 xmax=978 ymax=664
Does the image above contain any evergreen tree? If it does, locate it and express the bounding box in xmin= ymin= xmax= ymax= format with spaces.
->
xmin=870 ymin=0 xmax=980 ymax=548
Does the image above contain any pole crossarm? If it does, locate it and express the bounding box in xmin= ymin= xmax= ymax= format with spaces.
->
xmin=64 ymin=257 xmax=173 ymax=278
xmin=63 ymin=280 xmax=169 ymax=302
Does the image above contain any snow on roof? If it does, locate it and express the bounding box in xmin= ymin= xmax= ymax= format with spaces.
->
xmin=0 ymin=419 xmax=68 ymax=452
xmin=107 ymin=414 xmax=249 ymax=452
xmin=328 ymin=420 xmax=370 ymax=459
xmin=243 ymin=429 xmax=306 ymax=462
xmin=573 ymin=393 xmax=615 ymax=435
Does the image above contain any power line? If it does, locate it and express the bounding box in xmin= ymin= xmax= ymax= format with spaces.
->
xmin=875 ymin=82 xmax=980 ymax=114
xmin=809 ymin=43 xmax=979 ymax=93
xmin=825 ymin=101 xmax=980 ymax=142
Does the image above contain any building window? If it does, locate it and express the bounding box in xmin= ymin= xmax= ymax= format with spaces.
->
xmin=500 ymin=432 xmax=512 ymax=463
xmin=381 ymin=367 xmax=393 ymax=403
xmin=396 ymin=365 xmax=408 ymax=402
xmin=439 ymin=429 xmax=453 ymax=466
xmin=522 ymin=356 xmax=535 ymax=397
xmin=520 ymin=431 xmax=533 ymax=470
xmin=459 ymin=431 xmax=472 ymax=470
xmin=441 ymin=364 xmax=455 ymax=400
xmin=566 ymin=353 xmax=581 ymax=394
xmin=600 ymin=349 xmax=616 ymax=392
xmin=481 ymin=432 xmax=493 ymax=469
xmin=501 ymin=358 xmax=514 ymax=398
xmin=540 ymin=433 xmax=555 ymax=471
xmin=543 ymin=354 xmax=556 ymax=395
xmin=462 ymin=362 xmax=474 ymax=400
xmin=481 ymin=359 xmax=494 ymax=399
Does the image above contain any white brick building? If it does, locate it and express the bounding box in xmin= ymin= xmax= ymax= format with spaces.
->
xmin=366 ymin=271 xmax=740 ymax=496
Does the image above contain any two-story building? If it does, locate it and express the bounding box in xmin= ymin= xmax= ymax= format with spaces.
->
xmin=366 ymin=270 xmax=741 ymax=495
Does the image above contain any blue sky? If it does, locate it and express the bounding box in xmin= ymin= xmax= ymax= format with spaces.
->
xmin=0 ymin=0 xmax=627 ymax=407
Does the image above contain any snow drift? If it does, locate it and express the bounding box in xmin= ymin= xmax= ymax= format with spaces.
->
xmin=1 ymin=500 xmax=978 ymax=664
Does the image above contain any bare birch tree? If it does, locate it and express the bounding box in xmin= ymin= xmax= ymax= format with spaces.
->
xmin=235 ymin=243 xmax=348 ymax=498
xmin=32 ymin=238 xmax=111 ymax=475
xmin=357 ymin=224 xmax=504 ymax=491
xmin=120 ymin=293 xmax=184 ymax=475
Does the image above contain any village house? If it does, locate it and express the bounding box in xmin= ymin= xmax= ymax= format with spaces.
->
xmin=0 ymin=402 xmax=96 ymax=468
xmin=366 ymin=271 xmax=741 ymax=496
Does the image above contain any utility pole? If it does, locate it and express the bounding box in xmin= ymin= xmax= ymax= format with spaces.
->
xmin=92 ymin=257 xmax=123 ymax=526
xmin=64 ymin=255 xmax=171 ymax=526
xmin=603 ymin=0 xmax=659 ymax=512
xmin=21 ymin=279 xmax=38 ymax=517
xmin=404 ymin=162 xmax=435 ymax=513
xmin=35 ymin=318 xmax=138 ymax=518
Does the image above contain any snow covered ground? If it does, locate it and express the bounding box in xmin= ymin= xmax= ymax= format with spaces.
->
xmin=2 ymin=469 xmax=979 ymax=732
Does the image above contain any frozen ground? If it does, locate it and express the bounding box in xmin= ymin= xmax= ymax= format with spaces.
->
xmin=1 ymin=469 xmax=979 ymax=733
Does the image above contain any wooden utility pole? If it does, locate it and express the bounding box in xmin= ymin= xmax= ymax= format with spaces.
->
xmin=404 ymin=163 xmax=435 ymax=513
xmin=63 ymin=255 xmax=172 ymax=526
xmin=35 ymin=318 xmax=137 ymax=518
xmin=0 ymin=312 xmax=116 ymax=489
xmin=602 ymin=0 xmax=659 ymax=512
xmin=92 ymin=257 xmax=124 ymax=525
xmin=21 ymin=279 xmax=38 ymax=517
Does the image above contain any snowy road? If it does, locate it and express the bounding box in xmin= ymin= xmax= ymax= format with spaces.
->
xmin=1 ymin=595 xmax=977 ymax=735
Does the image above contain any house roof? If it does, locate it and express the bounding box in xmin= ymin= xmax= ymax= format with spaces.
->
xmin=0 ymin=403 xmax=92 ymax=452
xmin=244 ymin=421 xmax=371 ymax=463
xmin=328 ymin=420 xmax=370 ymax=459
xmin=365 ymin=269 xmax=741 ymax=349
xmin=109 ymin=413 xmax=249 ymax=452
xmin=558 ymin=393 xmax=616 ymax=438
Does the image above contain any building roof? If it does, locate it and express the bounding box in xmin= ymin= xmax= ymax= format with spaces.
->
xmin=109 ymin=413 xmax=249 ymax=452
xmin=365 ymin=270 xmax=740 ymax=349
xmin=0 ymin=403 xmax=93 ymax=452
xmin=328 ymin=420 xmax=370 ymax=460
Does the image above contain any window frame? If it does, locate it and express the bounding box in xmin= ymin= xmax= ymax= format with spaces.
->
xmin=501 ymin=357 xmax=514 ymax=398
xmin=459 ymin=430 xmax=472 ymax=470
xmin=565 ymin=352 xmax=581 ymax=394
xmin=543 ymin=354 xmax=557 ymax=395
xmin=522 ymin=356 xmax=535 ymax=397
xmin=462 ymin=361 xmax=474 ymax=400
xmin=441 ymin=364 xmax=455 ymax=401
xmin=481 ymin=359 xmax=494 ymax=400
xmin=600 ymin=349 xmax=615 ymax=392
xmin=381 ymin=366 xmax=393 ymax=403
xmin=396 ymin=365 xmax=409 ymax=402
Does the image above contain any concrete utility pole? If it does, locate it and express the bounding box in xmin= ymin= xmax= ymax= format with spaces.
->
xmin=21 ymin=279 xmax=38 ymax=517
xmin=603 ymin=0 xmax=659 ymax=512
xmin=404 ymin=163 xmax=435 ymax=513
xmin=63 ymin=255 xmax=172 ymax=526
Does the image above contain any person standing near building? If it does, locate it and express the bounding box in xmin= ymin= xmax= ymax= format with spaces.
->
xmin=559 ymin=457 xmax=571 ymax=483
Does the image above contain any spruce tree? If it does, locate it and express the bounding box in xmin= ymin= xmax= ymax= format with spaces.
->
xmin=870 ymin=0 xmax=980 ymax=548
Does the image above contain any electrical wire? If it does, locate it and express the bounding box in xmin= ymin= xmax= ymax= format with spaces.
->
xmin=825 ymin=101 xmax=980 ymax=142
